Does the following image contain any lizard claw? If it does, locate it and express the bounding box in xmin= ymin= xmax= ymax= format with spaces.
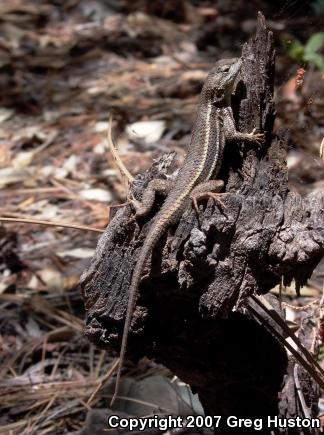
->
xmin=207 ymin=192 xmax=229 ymax=218
xmin=245 ymin=129 xmax=265 ymax=146
xmin=206 ymin=192 xmax=227 ymax=210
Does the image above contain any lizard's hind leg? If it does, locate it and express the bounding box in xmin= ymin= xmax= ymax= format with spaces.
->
xmin=132 ymin=179 xmax=173 ymax=218
xmin=190 ymin=180 xmax=226 ymax=214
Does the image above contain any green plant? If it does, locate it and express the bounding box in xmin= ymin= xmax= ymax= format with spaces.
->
xmin=285 ymin=32 xmax=324 ymax=71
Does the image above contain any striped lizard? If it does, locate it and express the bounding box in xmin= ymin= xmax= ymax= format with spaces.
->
xmin=111 ymin=57 xmax=264 ymax=404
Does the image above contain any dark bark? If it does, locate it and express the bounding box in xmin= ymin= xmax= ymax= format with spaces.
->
xmin=81 ymin=13 xmax=323 ymax=434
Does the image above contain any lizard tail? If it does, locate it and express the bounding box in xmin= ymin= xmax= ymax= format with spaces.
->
xmin=110 ymin=234 xmax=156 ymax=406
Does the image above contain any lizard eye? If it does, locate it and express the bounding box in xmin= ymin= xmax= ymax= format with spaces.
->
xmin=220 ymin=65 xmax=230 ymax=72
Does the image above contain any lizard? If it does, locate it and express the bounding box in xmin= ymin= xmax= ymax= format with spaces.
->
xmin=111 ymin=57 xmax=264 ymax=405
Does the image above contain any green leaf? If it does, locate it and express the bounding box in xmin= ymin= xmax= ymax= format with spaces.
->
xmin=304 ymin=52 xmax=324 ymax=71
xmin=304 ymin=32 xmax=324 ymax=55
xmin=286 ymin=40 xmax=305 ymax=62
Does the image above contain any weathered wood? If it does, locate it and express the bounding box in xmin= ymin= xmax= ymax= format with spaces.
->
xmin=279 ymin=311 xmax=321 ymax=425
xmin=81 ymin=13 xmax=323 ymax=432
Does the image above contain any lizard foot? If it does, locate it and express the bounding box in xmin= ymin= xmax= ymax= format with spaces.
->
xmin=191 ymin=191 xmax=228 ymax=214
xmin=190 ymin=180 xmax=225 ymax=214
xmin=243 ymin=128 xmax=265 ymax=146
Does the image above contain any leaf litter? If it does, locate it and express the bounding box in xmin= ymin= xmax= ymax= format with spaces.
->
xmin=0 ymin=1 xmax=323 ymax=434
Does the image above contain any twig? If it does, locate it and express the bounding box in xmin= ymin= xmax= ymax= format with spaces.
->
xmin=282 ymin=300 xmax=318 ymax=311
xmin=107 ymin=113 xmax=134 ymax=183
xmin=247 ymin=295 xmax=324 ymax=390
xmin=251 ymin=294 xmax=324 ymax=378
xmin=0 ymin=217 xmax=104 ymax=233
xmin=246 ymin=302 xmax=324 ymax=390
xmin=86 ymin=358 xmax=119 ymax=406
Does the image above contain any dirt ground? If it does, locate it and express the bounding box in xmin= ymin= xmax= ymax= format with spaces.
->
xmin=0 ymin=1 xmax=323 ymax=433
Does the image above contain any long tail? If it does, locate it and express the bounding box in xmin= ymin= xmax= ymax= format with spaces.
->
xmin=110 ymin=231 xmax=157 ymax=405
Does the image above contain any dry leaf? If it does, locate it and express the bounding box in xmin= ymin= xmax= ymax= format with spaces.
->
xmin=126 ymin=120 xmax=166 ymax=144
xmin=79 ymin=188 xmax=112 ymax=202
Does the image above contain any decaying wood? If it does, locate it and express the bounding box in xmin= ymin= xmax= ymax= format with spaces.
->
xmin=81 ymin=13 xmax=323 ymax=432
xmin=279 ymin=310 xmax=321 ymax=426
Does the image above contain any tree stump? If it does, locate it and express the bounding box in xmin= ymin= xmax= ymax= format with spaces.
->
xmin=81 ymin=13 xmax=323 ymax=434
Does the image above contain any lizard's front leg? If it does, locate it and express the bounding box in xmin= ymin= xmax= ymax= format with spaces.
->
xmin=223 ymin=108 xmax=264 ymax=145
xmin=132 ymin=178 xmax=173 ymax=218
xmin=231 ymin=129 xmax=264 ymax=145
xmin=190 ymin=180 xmax=225 ymax=214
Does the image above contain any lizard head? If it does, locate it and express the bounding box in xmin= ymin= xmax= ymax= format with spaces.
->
xmin=202 ymin=58 xmax=242 ymax=106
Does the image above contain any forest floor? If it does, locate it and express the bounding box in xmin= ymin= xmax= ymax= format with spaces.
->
xmin=0 ymin=1 xmax=323 ymax=433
